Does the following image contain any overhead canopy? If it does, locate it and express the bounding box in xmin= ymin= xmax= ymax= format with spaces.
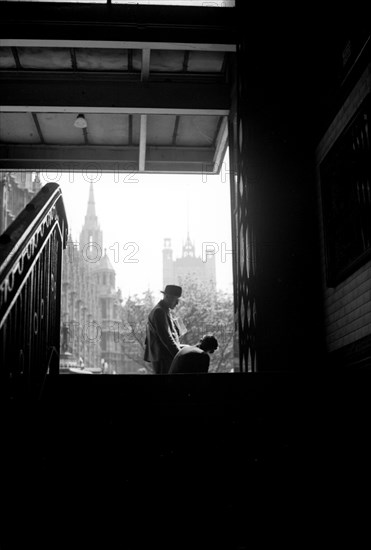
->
xmin=0 ymin=2 xmax=236 ymax=173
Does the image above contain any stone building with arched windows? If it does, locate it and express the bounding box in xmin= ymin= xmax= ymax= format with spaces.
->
xmin=60 ymin=182 xmax=124 ymax=374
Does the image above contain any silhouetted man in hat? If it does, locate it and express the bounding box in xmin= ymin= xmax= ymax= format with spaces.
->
xmin=168 ymin=334 xmax=218 ymax=374
xmin=144 ymin=284 xmax=183 ymax=374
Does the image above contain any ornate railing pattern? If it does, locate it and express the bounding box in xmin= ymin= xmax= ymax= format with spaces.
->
xmin=0 ymin=182 xmax=68 ymax=399
xmin=228 ymin=24 xmax=257 ymax=373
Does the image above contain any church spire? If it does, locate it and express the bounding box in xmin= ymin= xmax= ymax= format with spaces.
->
xmin=86 ymin=181 xmax=97 ymax=219
xmin=79 ymin=182 xmax=103 ymax=256
xmin=182 ymin=231 xmax=195 ymax=257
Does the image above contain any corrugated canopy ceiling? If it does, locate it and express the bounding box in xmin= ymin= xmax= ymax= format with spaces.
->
xmin=0 ymin=2 xmax=237 ymax=173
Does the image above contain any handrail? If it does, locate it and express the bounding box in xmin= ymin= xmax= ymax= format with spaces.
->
xmin=0 ymin=183 xmax=66 ymax=277
xmin=0 ymin=182 xmax=68 ymax=400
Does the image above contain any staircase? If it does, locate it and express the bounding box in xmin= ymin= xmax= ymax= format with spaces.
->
xmin=1 ymin=185 xmax=370 ymax=548
xmin=3 ymin=370 xmax=371 ymax=548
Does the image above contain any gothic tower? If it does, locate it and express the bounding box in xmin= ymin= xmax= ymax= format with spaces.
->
xmin=182 ymin=232 xmax=195 ymax=258
xmin=60 ymin=182 xmax=124 ymax=373
xmin=96 ymin=250 xmax=122 ymax=374
xmin=79 ymin=182 xmax=103 ymax=262
xmin=162 ymin=233 xmax=216 ymax=289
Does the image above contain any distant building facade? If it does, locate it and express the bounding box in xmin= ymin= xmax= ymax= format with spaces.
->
xmin=0 ymin=172 xmax=141 ymax=374
xmin=162 ymin=233 xmax=216 ymax=288
xmin=0 ymin=171 xmax=42 ymax=234
xmin=60 ymin=182 xmax=125 ymax=374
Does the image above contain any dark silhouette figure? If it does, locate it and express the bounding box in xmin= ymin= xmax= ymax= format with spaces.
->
xmin=144 ymin=285 xmax=182 ymax=374
xmin=169 ymin=334 xmax=218 ymax=374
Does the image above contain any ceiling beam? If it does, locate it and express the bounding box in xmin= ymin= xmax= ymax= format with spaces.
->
xmin=31 ymin=113 xmax=45 ymax=145
xmin=0 ymin=79 xmax=230 ymax=115
xmin=144 ymin=162 xmax=213 ymax=174
xmin=0 ymin=145 xmax=215 ymax=162
xmin=10 ymin=47 xmax=22 ymax=70
xmin=0 ymin=145 xmax=215 ymax=173
xmin=0 ymin=3 xmax=237 ymax=51
xmin=0 ymin=71 xmax=226 ymax=84
xmin=138 ymin=49 xmax=150 ymax=170
xmin=139 ymin=115 xmax=148 ymax=171
xmin=141 ymin=49 xmax=151 ymax=81
xmin=0 ymin=39 xmax=236 ymax=53
xmin=0 ymin=106 xmax=228 ymax=117
xmin=212 ymin=115 xmax=229 ymax=170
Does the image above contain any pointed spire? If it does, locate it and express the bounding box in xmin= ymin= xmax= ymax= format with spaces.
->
xmin=186 ymin=185 xmax=190 ymax=237
xmin=183 ymin=231 xmax=195 ymax=257
xmin=86 ymin=181 xmax=97 ymax=219
xmin=79 ymin=181 xmax=103 ymax=254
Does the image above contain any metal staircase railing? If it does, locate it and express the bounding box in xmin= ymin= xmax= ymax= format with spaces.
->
xmin=0 ymin=182 xmax=68 ymax=400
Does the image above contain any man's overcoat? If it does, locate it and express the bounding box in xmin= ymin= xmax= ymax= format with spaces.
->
xmin=144 ymin=300 xmax=181 ymax=366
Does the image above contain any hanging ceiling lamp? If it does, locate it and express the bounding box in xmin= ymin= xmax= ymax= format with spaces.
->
xmin=74 ymin=114 xmax=88 ymax=129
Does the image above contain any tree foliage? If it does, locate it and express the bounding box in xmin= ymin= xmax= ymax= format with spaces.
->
xmin=175 ymin=276 xmax=235 ymax=373
xmin=120 ymin=289 xmax=155 ymax=373
xmin=121 ymin=278 xmax=235 ymax=373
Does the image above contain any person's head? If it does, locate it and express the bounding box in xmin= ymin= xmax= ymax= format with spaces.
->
xmin=161 ymin=284 xmax=182 ymax=309
xmin=198 ymin=334 xmax=218 ymax=354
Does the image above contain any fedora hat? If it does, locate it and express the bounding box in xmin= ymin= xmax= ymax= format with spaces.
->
xmin=161 ymin=285 xmax=182 ymax=298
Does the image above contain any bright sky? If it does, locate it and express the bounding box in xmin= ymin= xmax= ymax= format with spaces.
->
xmin=41 ymin=151 xmax=233 ymax=300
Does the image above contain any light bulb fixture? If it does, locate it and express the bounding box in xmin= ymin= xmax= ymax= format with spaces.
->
xmin=74 ymin=114 xmax=87 ymax=129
